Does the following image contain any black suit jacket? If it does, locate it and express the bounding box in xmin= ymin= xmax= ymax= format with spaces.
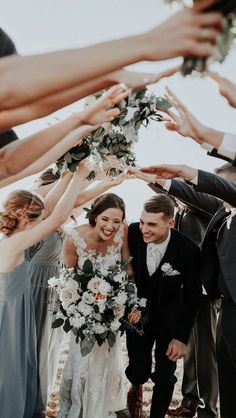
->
xmin=208 ymin=148 xmax=236 ymax=166
xmin=128 ymin=224 xmax=201 ymax=345
xmin=159 ymin=175 xmax=235 ymax=303
xmin=196 ymin=170 xmax=236 ymax=304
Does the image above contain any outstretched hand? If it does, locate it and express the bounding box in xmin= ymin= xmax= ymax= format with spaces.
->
xmin=140 ymin=164 xmax=197 ymax=181
xmin=162 ymin=87 xmax=207 ymax=144
xmin=127 ymin=166 xmax=158 ymax=183
xmin=146 ymin=0 xmax=223 ymax=61
xmin=209 ymin=72 xmax=236 ymax=108
xmin=78 ymin=85 xmax=130 ymax=126
xmin=113 ymin=66 xmax=180 ymax=90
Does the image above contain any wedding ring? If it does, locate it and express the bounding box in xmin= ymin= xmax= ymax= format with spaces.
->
xmin=201 ymin=28 xmax=210 ymax=41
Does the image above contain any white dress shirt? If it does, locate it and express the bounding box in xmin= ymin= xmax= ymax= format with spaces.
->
xmin=201 ymin=132 xmax=236 ymax=161
xmin=146 ymin=231 xmax=171 ymax=276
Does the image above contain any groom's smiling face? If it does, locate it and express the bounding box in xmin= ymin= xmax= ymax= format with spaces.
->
xmin=139 ymin=209 xmax=174 ymax=244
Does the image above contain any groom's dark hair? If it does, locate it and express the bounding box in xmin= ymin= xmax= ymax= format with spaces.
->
xmin=144 ymin=195 xmax=175 ymax=220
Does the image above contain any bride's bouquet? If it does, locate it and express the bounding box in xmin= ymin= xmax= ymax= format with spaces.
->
xmin=165 ymin=0 xmax=236 ymax=75
xmin=49 ymin=259 xmax=146 ymax=356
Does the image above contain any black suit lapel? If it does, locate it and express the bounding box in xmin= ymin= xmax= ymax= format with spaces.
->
xmin=201 ymin=207 xmax=227 ymax=247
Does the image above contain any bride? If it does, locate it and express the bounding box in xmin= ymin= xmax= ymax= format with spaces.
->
xmin=58 ymin=192 xmax=138 ymax=418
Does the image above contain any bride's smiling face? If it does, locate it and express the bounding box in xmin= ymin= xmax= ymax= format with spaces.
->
xmin=94 ymin=208 xmax=123 ymax=241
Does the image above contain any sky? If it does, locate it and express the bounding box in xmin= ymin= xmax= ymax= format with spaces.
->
xmin=1 ymin=0 xmax=236 ymax=221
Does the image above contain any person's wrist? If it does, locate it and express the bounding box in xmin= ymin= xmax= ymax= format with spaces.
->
xmin=69 ymin=112 xmax=83 ymax=128
xmin=193 ymin=123 xmax=209 ymax=145
xmin=199 ymin=125 xmax=223 ymax=148
xmin=179 ymin=164 xmax=197 ymax=181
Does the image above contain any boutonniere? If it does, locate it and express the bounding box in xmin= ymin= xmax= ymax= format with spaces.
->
xmin=161 ymin=263 xmax=180 ymax=277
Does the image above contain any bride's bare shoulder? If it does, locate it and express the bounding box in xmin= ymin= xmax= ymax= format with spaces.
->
xmin=75 ymin=224 xmax=91 ymax=234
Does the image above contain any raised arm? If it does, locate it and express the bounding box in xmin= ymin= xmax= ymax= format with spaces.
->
xmin=141 ymin=163 xmax=236 ymax=208
xmin=141 ymin=164 xmax=222 ymax=215
xmin=164 ymin=87 xmax=225 ymax=149
xmin=0 ymin=1 xmax=222 ymax=111
xmin=0 ymin=85 xmax=125 ymax=182
xmin=0 ymin=125 xmax=93 ymax=188
xmin=163 ymin=86 xmax=236 ymax=164
xmin=196 ymin=169 xmax=236 ymax=208
xmin=0 ymin=66 xmax=179 ymax=131
xmin=74 ymin=172 xmax=126 ymax=209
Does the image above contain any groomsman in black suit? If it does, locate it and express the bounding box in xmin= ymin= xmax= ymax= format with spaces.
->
xmin=148 ymin=180 xmax=219 ymax=418
xmin=141 ymin=163 xmax=236 ymax=418
xmin=126 ymin=194 xmax=201 ymax=418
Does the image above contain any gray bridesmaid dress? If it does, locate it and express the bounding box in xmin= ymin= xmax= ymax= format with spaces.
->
xmin=29 ymin=231 xmax=64 ymax=417
xmin=0 ymin=243 xmax=43 ymax=418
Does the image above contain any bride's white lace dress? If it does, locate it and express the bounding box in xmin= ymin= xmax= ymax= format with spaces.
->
xmin=58 ymin=226 xmax=128 ymax=418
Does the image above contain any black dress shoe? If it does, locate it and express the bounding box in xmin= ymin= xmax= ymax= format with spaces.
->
xmin=127 ymin=385 xmax=143 ymax=418
xmin=167 ymin=405 xmax=195 ymax=417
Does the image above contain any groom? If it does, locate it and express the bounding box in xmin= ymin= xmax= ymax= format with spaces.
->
xmin=126 ymin=194 xmax=201 ymax=418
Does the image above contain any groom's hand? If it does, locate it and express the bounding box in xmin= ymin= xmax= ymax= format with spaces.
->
xmin=128 ymin=310 xmax=142 ymax=324
xmin=166 ymin=339 xmax=187 ymax=362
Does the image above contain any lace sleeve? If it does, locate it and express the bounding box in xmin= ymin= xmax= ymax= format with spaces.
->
xmin=67 ymin=228 xmax=87 ymax=254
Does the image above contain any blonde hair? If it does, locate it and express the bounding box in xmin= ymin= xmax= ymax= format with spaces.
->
xmin=0 ymin=190 xmax=44 ymax=236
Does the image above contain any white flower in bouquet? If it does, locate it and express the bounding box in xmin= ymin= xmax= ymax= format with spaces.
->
xmin=69 ymin=315 xmax=86 ymax=328
xmin=113 ymin=304 xmax=125 ymax=320
xmin=78 ymin=300 xmax=93 ymax=316
xmin=87 ymin=277 xmax=104 ymax=293
xmin=67 ymin=278 xmax=79 ymax=291
xmin=99 ymin=266 xmax=109 ymax=276
xmin=97 ymin=301 xmax=106 ymax=313
xmin=92 ymin=312 xmax=102 ymax=321
xmin=98 ymin=280 xmax=111 ymax=295
xmin=60 ymin=287 xmax=78 ymax=309
xmin=115 ymin=292 xmax=128 ymax=305
xmin=48 ymin=276 xmax=61 ymax=288
xmin=93 ymin=323 xmax=107 ymax=334
xmin=110 ymin=319 xmax=121 ymax=332
xmin=82 ymin=291 xmax=94 ymax=305
xmin=113 ymin=271 xmax=127 ymax=283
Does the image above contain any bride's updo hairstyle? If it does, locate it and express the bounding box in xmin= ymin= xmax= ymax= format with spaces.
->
xmin=89 ymin=193 xmax=126 ymax=227
xmin=0 ymin=190 xmax=44 ymax=236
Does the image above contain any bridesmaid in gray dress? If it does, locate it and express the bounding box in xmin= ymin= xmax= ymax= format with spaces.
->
xmin=30 ymin=230 xmax=65 ymax=418
xmin=0 ymin=241 xmax=42 ymax=418
xmin=0 ymin=167 xmax=90 ymax=418
xmin=30 ymin=169 xmax=65 ymax=418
